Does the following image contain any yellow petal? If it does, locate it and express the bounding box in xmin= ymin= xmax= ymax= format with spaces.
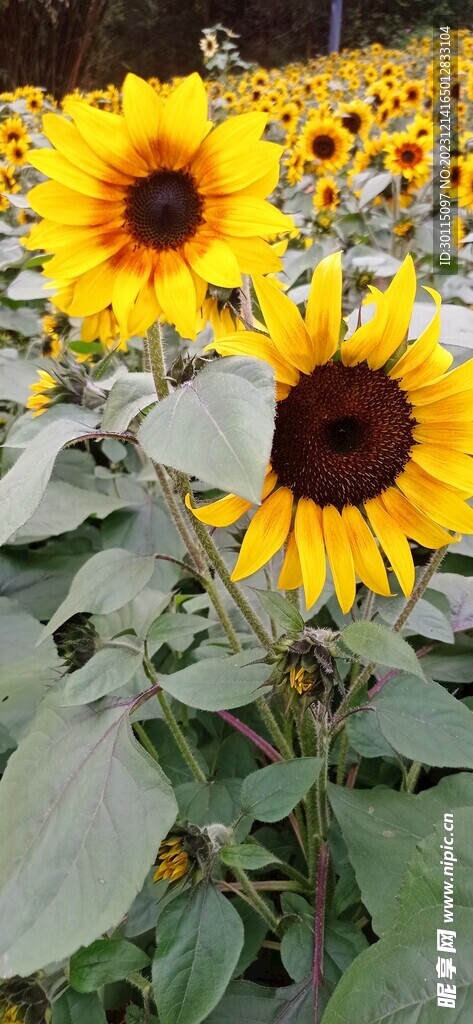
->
xmin=413 ymin=422 xmax=473 ymax=454
xmin=195 ymin=140 xmax=282 ymax=196
xmin=380 ymin=487 xmax=452 ymax=548
xmin=305 ymin=251 xmax=342 ymax=365
xmin=28 ymin=149 xmax=122 ymax=201
xmin=25 ymin=218 xmax=123 ymax=253
xmin=122 ymin=72 xmax=163 ymax=167
xmin=408 ymin=357 xmax=473 ymax=405
xmin=185 ymin=491 xmax=252 ymax=527
xmin=207 ymin=332 xmax=299 ymax=386
xmin=413 ymin=392 xmax=473 ymax=422
xmin=396 ymin=463 xmax=473 ymax=533
xmin=204 ymin=195 xmax=292 ymax=238
xmin=64 ymin=259 xmax=118 ymax=316
xmin=158 ymin=73 xmax=211 ymax=170
xmin=190 ymin=113 xmax=267 ymax=179
xmin=68 ymin=101 xmax=149 ymax=177
xmin=341 ymin=287 xmax=387 ymax=367
xmin=185 ymin=233 xmax=241 ymax=289
xmin=128 ymin=277 xmax=161 ymax=337
xmin=224 ymin=235 xmax=283 ymax=275
xmin=365 ymin=496 xmax=415 ymax=596
xmin=45 ymin=232 xmax=127 ymax=278
xmin=365 ymin=254 xmax=417 ymax=370
xmin=277 ymin=531 xmax=303 ymax=589
xmin=322 ymin=504 xmax=355 ymax=613
xmin=42 ymin=112 xmax=135 ymax=185
xmin=155 ymin=251 xmax=197 ymax=340
xmin=231 ymin=487 xmax=293 ymax=581
xmin=253 ymin=274 xmax=314 ymax=374
xmin=111 ymin=248 xmax=150 ymax=332
xmin=389 ymin=286 xmax=441 ymax=387
xmin=294 ymin=498 xmax=326 ymax=609
xmin=341 ymin=505 xmax=391 ymax=596
xmin=411 ymin=444 xmax=473 ymax=493
xmin=28 ymin=181 xmax=124 ymax=226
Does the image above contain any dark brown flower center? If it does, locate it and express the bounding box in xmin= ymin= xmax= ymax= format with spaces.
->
xmin=270 ymin=361 xmax=415 ymax=510
xmin=343 ymin=111 xmax=362 ymax=134
xmin=312 ymin=134 xmax=336 ymax=159
xmin=125 ymin=169 xmax=203 ymax=250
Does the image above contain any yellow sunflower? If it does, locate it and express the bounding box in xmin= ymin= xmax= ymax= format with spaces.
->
xmin=459 ymin=156 xmax=473 ymax=210
xmin=187 ymin=253 xmax=473 ymax=614
xmin=384 ymin=131 xmax=432 ymax=183
xmin=302 ymin=112 xmax=352 ymax=173
xmin=153 ymin=836 xmax=188 ymax=884
xmin=313 ymin=175 xmax=340 ymax=211
xmin=0 ymin=115 xmax=30 ymax=151
xmin=338 ymin=100 xmax=373 ymax=139
xmin=26 ymin=73 xmax=292 ymax=341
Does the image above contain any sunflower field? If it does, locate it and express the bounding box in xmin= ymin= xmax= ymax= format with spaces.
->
xmin=1 ymin=21 xmax=473 ymax=1024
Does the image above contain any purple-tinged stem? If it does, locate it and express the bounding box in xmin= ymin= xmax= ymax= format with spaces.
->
xmin=312 ymin=842 xmax=329 ymax=1024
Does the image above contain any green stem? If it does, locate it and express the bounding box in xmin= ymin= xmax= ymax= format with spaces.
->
xmin=143 ymin=651 xmax=207 ymax=784
xmin=299 ymin=713 xmax=320 ymax=887
xmin=147 ymin=319 xmax=170 ymax=400
xmin=335 ymin=731 xmax=349 ymax=786
xmin=405 ymin=760 xmax=422 ymax=792
xmin=232 ymin=867 xmax=281 ymax=935
xmin=256 ymin=696 xmax=294 ymax=761
xmin=133 ymin=723 xmax=161 ymax=764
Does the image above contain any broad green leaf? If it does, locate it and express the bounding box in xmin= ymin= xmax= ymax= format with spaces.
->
xmin=0 ymin=702 xmax=177 ymax=977
xmin=429 ymin=573 xmax=473 ymax=631
xmin=12 ymin=480 xmax=129 ymax=543
xmin=220 ymin=843 xmax=281 ymax=871
xmin=61 ymin=644 xmax=143 ymax=705
xmin=328 ymin=772 xmax=473 ymax=935
xmin=231 ymin=896 xmax=268 ymax=978
xmin=0 ymin=413 xmax=99 ymax=546
xmin=152 ymin=884 xmax=244 ymax=1024
xmin=6 ymin=269 xmax=47 ymax=300
xmin=421 ymin=646 xmax=473 ymax=683
xmin=139 ymin=358 xmax=276 ymax=504
xmin=241 ymin=758 xmax=322 ymax=823
xmin=70 ymin=937 xmax=150 ymax=992
xmin=176 ymin=779 xmax=241 ymax=826
xmin=159 ymin=649 xmax=272 ymax=711
xmin=0 ymin=348 xmax=41 ymax=402
xmin=102 ymin=372 xmax=156 ymax=431
xmin=358 ymin=171 xmax=392 ymax=208
xmin=377 ymin=594 xmax=454 ymax=643
xmin=204 ymin=980 xmax=313 ymax=1023
xmin=322 ymin=808 xmax=473 ymax=1023
xmin=40 ymin=548 xmax=156 ymax=641
xmin=147 ymin=612 xmax=211 ymax=646
xmin=253 ymin=590 xmax=304 ymax=632
xmin=369 ymin=673 xmax=473 ymax=767
xmin=340 ymin=621 xmax=423 ymax=678
xmin=51 ymin=990 xmax=107 ymax=1024
xmin=0 ymin=597 xmax=61 ymax=741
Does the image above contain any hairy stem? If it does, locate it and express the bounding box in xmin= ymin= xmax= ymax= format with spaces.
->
xmin=312 ymin=842 xmax=330 ymax=1024
xmin=232 ymin=867 xmax=281 ymax=935
xmin=143 ymin=651 xmax=207 ymax=784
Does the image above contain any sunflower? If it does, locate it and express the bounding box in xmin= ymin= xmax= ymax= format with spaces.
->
xmin=186 ymin=252 xmax=473 ymax=614
xmin=459 ymin=156 xmax=473 ymax=210
xmin=384 ymin=131 xmax=431 ymax=183
xmin=153 ymin=836 xmax=189 ymax=884
xmin=338 ymin=100 xmax=373 ymax=139
xmin=0 ymin=115 xmax=30 ymax=150
xmin=313 ymin=175 xmax=340 ymax=211
xmin=26 ymin=73 xmax=292 ymax=341
xmin=302 ymin=112 xmax=352 ymax=173
xmin=200 ymin=33 xmax=219 ymax=59
xmin=4 ymin=138 xmax=29 ymax=166
xmin=26 ymin=370 xmax=59 ymax=416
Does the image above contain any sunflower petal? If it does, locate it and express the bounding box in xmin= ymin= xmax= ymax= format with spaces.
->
xmin=45 ymin=232 xmax=127 ymax=278
xmin=122 ymin=72 xmax=163 ymax=167
xmin=305 ymin=251 xmax=342 ymax=365
xmin=231 ymin=487 xmax=293 ymax=581
xmin=365 ymin=496 xmax=415 ymax=596
xmin=380 ymin=487 xmax=453 ymax=548
xmin=389 ymin=286 xmax=441 ymax=387
xmin=64 ymin=259 xmax=118 ymax=316
xmin=28 ymin=149 xmax=123 ymax=201
xmin=408 ymin=357 xmax=473 ymax=405
xmin=413 ymin=422 xmax=473 ymax=454
xmin=28 ymin=181 xmax=124 ymax=225
xmin=322 ymin=504 xmax=355 ymax=613
xmin=253 ymin=274 xmax=314 ymax=374
xmin=278 ymin=530 xmax=303 ymax=589
xmin=206 ymin=332 xmax=300 ymax=386
xmin=155 ymin=251 xmax=197 ymax=340
xmin=341 ymin=287 xmax=387 ymax=367
xmin=185 ymin=233 xmax=241 ymax=289
xmin=365 ymin=254 xmax=417 ymax=370
xmin=223 ymin=235 xmax=283 ymax=275
xmin=413 ymin=392 xmax=473 ymax=422
xmin=341 ymin=505 xmax=391 ymax=596
xmin=68 ymin=101 xmax=149 ymax=177
xmin=204 ymin=196 xmax=293 ymax=238
xmin=158 ymin=73 xmax=211 ymax=170
xmin=185 ymin=491 xmax=252 ymax=527
xmin=42 ymin=112 xmax=135 ymax=185
xmin=411 ymin=444 xmax=473 ymax=493
xmin=396 ymin=463 xmax=473 ymax=533
xmin=294 ymin=498 xmax=326 ymax=609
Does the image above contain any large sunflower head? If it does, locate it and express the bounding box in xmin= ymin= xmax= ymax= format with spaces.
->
xmin=25 ymin=73 xmax=292 ymax=340
xmin=302 ymin=113 xmax=352 ymax=173
xmin=384 ymin=130 xmax=432 ymax=184
xmin=187 ymin=253 xmax=473 ymax=614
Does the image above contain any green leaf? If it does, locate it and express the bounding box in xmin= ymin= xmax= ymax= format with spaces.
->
xmin=253 ymin=590 xmax=304 ymax=632
xmin=6 ymin=268 xmax=51 ymax=299
xmin=147 ymin=612 xmax=211 ymax=646
xmin=241 ymin=758 xmax=322 ymax=823
xmin=159 ymin=649 xmax=272 ymax=711
xmin=231 ymin=896 xmax=268 ymax=978
xmin=51 ymin=990 xmax=107 ymax=1024
xmin=369 ymin=673 xmax=473 ymax=767
xmin=139 ymin=358 xmax=276 ymax=504
xmin=0 ymin=412 xmax=99 ymax=546
xmin=176 ymin=779 xmax=241 ymax=826
xmin=322 ymin=807 xmax=473 ymax=1023
xmin=0 ymin=702 xmax=177 ymax=976
xmin=0 ymin=597 xmax=61 ymax=741
xmin=204 ymin=980 xmax=313 ymax=1023
xmin=429 ymin=573 xmax=473 ymax=631
xmin=40 ymin=548 xmax=157 ymax=640
xmin=0 ymin=348 xmax=42 ymax=403
xmin=12 ymin=480 xmax=129 ymax=542
xmin=61 ymin=644 xmax=143 ymax=705
xmin=220 ymin=843 xmax=281 ymax=871
xmin=421 ymin=646 xmax=473 ymax=683
xmin=102 ymin=373 xmax=156 ymax=432
xmin=340 ymin=621 xmax=423 ymax=678
xmin=328 ymin=772 xmax=473 ymax=935
xmin=70 ymin=937 xmax=150 ymax=992
xmin=358 ymin=171 xmax=392 ymax=208
xmin=152 ymin=884 xmax=244 ymax=1024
